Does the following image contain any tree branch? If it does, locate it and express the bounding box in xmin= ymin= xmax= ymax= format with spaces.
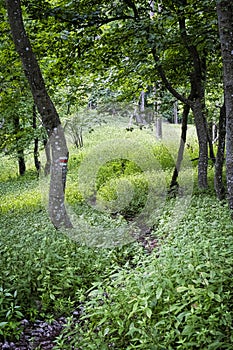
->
xmin=151 ymin=48 xmax=191 ymax=106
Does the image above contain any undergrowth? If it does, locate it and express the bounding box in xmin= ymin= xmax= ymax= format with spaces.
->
xmin=54 ymin=195 xmax=233 ymax=350
xmin=0 ymin=125 xmax=232 ymax=349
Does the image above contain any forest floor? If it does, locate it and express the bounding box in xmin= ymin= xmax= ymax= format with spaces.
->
xmin=1 ymin=124 xmax=233 ymax=349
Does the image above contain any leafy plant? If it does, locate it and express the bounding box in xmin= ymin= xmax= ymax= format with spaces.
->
xmin=0 ymin=288 xmax=23 ymax=341
xmin=96 ymin=158 xmax=142 ymax=190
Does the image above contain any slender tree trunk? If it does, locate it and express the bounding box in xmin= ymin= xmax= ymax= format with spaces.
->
xmin=18 ymin=152 xmax=26 ymax=176
xmin=207 ymin=121 xmax=216 ymax=164
xmin=155 ymin=117 xmax=162 ymax=140
xmin=13 ymin=115 xmax=26 ymax=176
xmin=214 ymin=103 xmax=226 ymax=200
xmin=32 ymin=104 xmax=40 ymax=172
xmin=170 ymin=103 xmax=190 ymax=191
xmin=208 ymin=121 xmax=213 ymax=142
xmin=217 ymin=1 xmax=233 ymax=210
xmin=137 ymin=91 xmax=147 ymax=126
xmin=173 ymin=100 xmax=179 ymax=124
xmin=170 ymin=86 xmax=197 ymax=190
xmin=154 ymin=87 xmax=162 ymax=139
xmin=191 ymin=98 xmax=208 ymax=189
xmin=6 ymin=0 xmax=72 ymax=228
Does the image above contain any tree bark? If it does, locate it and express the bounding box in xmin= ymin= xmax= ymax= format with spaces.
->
xmin=191 ymin=98 xmax=208 ymax=189
xmin=6 ymin=0 xmax=72 ymax=228
xmin=43 ymin=139 xmax=52 ymax=176
xmin=217 ymin=0 xmax=233 ymax=209
xmin=214 ymin=103 xmax=226 ymax=200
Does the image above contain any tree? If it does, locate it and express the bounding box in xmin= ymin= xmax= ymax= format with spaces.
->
xmin=0 ymin=4 xmax=30 ymax=175
xmin=15 ymin=0 xmax=223 ymax=190
xmin=150 ymin=0 xmax=217 ymax=189
xmin=0 ymin=84 xmax=32 ymax=176
xmin=5 ymin=0 xmax=72 ymax=228
xmin=216 ymin=0 xmax=233 ymax=211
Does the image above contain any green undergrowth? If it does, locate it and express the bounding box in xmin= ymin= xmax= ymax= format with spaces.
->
xmin=0 ymin=166 xmax=143 ymax=340
xmin=0 ymin=199 xmax=143 ymax=340
xmin=0 ymin=125 xmax=232 ymax=348
xmin=55 ymin=195 xmax=233 ymax=350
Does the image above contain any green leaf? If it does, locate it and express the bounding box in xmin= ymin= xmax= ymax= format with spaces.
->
xmin=128 ymin=301 xmax=139 ymax=319
xmin=176 ymin=286 xmax=188 ymax=293
xmin=156 ymin=286 xmax=163 ymax=300
xmin=145 ymin=308 xmax=152 ymax=319
xmin=49 ymin=293 xmax=55 ymax=300
xmin=103 ymin=327 xmax=109 ymax=336
xmin=0 ymin=322 xmax=8 ymax=328
xmin=208 ymin=291 xmax=215 ymax=299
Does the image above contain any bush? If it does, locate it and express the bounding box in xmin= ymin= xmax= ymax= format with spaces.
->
xmin=96 ymin=159 xmax=142 ymax=191
xmin=152 ymin=143 xmax=175 ymax=170
xmin=97 ymin=174 xmax=149 ymax=217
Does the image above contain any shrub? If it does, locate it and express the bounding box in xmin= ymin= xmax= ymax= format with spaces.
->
xmin=152 ymin=143 xmax=175 ymax=170
xmin=96 ymin=174 xmax=149 ymax=217
xmin=96 ymin=159 xmax=142 ymax=191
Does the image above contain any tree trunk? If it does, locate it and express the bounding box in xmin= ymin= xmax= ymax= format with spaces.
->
xmin=191 ymin=98 xmax=208 ymax=189
xmin=17 ymin=151 xmax=26 ymax=176
xmin=155 ymin=88 xmax=162 ymax=139
xmin=6 ymin=0 xmax=72 ymax=228
xmin=170 ymin=103 xmax=190 ymax=191
xmin=155 ymin=117 xmax=162 ymax=139
xmin=13 ymin=115 xmax=26 ymax=176
xmin=137 ymin=91 xmax=147 ymax=126
xmin=217 ymin=0 xmax=233 ymax=210
xmin=207 ymin=121 xmax=216 ymax=164
xmin=32 ymin=104 xmax=40 ymax=172
xmin=173 ymin=100 xmax=179 ymax=124
xmin=214 ymin=103 xmax=226 ymax=200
